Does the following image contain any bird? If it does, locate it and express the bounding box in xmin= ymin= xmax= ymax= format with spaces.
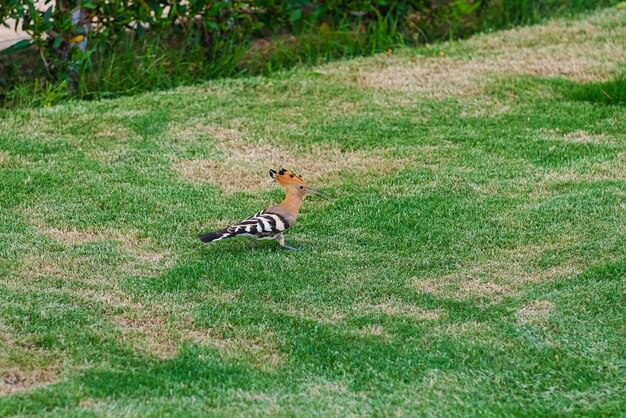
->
xmin=199 ymin=168 xmax=327 ymax=251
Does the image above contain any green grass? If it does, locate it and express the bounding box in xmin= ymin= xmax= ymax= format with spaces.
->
xmin=1 ymin=8 xmax=625 ymax=417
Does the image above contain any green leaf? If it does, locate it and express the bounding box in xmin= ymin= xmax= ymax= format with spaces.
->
xmin=0 ymin=39 xmax=31 ymax=56
xmin=289 ymin=8 xmax=302 ymax=22
xmin=43 ymin=5 xmax=53 ymax=25
xmin=53 ymin=35 xmax=62 ymax=49
xmin=82 ymin=1 xmax=97 ymax=10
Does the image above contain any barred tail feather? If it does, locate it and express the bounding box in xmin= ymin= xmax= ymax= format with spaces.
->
xmin=199 ymin=229 xmax=232 ymax=243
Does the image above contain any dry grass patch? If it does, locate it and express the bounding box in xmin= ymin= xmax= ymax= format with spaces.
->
xmin=167 ymin=120 xmax=239 ymax=145
xmin=325 ymin=9 xmax=625 ymax=99
xmin=414 ymin=277 xmax=511 ymax=301
xmin=467 ymin=10 xmax=623 ymax=52
xmin=432 ymin=321 xmax=490 ymax=338
xmin=0 ymin=321 xmax=65 ymax=395
xmin=540 ymin=168 xmax=626 ymax=184
xmin=232 ymin=390 xmax=278 ymax=403
xmin=114 ymin=307 xmax=189 ymax=359
xmin=298 ymin=379 xmax=358 ymax=401
xmin=540 ymin=152 xmax=626 ymax=185
xmin=0 ymin=278 xmax=187 ymax=361
xmin=353 ymin=324 xmax=391 ymax=339
xmin=562 ymin=130 xmax=612 ymax=144
xmin=87 ymin=144 xmax=132 ymax=166
xmin=273 ymin=298 xmax=439 ymax=332
xmin=517 ymin=300 xmax=555 ymax=326
xmin=106 ymin=287 xmax=282 ymax=366
xmin=93 ymin=122 xmax=139 ymax=142
xmin=0 ymin=151 xmax=9 ymax=165
xmin=0 ymin=368 xmax=62 ymax=396
xmin=478 ymin=151 xmax=626 ymax=200
xmin=26 ymin=224 xmax=172 ymax=278
xmin=110 ymin=296 xmax=285 ymax=367
xmin=276 ymin=303 xmax=347 ymax=325
xmin=413 ymin=242 xmax=582 ymax=301
xmin=172 ymin=132 xmax=417 ymax=193
xmin=367 ymin=300 xmax=441 ymax=321
xmin=6 ymin=222 xmax=188 ymax=361
xmin=540 ymin=129 xmax=615 ymax=145
xmin=187 ymin=327 xmax=285 ymax=371
xmin=17 ymin=242 xmax=167 ymax=284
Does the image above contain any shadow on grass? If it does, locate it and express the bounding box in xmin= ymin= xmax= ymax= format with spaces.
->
xmin=565 ymin=74 xmax=626 ymax=106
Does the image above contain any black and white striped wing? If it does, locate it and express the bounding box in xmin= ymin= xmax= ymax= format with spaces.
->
xmin=220 ymin=210 xmax=289 ymax=240
xmin=200 ymin=210 xmax=290 ymax=243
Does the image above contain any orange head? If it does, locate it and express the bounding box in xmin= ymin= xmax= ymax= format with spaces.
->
xmin=269 ymin=168 xmax=327 ymax=199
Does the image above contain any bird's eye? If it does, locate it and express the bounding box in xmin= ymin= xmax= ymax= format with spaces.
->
xmin=299 ymin=186 xmax=304 ymax=189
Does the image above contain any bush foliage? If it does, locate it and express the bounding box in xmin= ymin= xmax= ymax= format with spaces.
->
xmin=0 ymin=0 xmax=615 ymax=105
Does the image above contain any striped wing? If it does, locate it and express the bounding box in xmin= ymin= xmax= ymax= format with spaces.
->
xmin=215 ymin=210 xmax=289 ymax=241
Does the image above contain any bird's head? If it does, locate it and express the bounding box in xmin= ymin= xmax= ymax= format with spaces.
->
xmin=269 ymin=168 xmax=328 ymax=200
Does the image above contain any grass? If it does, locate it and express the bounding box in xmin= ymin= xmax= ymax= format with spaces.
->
xmin=1 ymin=7 xmax=625 ymax=417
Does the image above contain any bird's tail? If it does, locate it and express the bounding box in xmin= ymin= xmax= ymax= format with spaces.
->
xmin=199 ymin=229 xmax=233 ymax=243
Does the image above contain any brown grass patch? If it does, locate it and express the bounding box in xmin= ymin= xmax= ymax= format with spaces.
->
xmin=517 ymin=300 xmax=555 ymax=325
xmin=540 ymin=129 xmax=614 ymax=145
xmin=7 ymin=221 xmax=188 ymax=361
xmin=540 ymin=169 xmax=626 ymax=184
xmin=22 ymin=224 xmax=172 ymax=281
xmin=3 ymin=278 xmax=283 ymax=366
xmin=272 ymin=298 xmax=439 ymax=333
xmin=540 ymin=152 xmax=626 ymax=185
xmin=326 ymin=9 xmax=625 ymax=99
xmin=93 ymin=122 xmax=138 ymax=142
xmin=277 ymin=304 xmax=347 ymax=325
xmin=0 ymin=320 xmax=64 ymax=395
xmin=354 ymin=324 xmax=391 ymax=339
xmin=167 ymin=121 xmax=240 ymax=144
xmin=476 ymin=151 xmax=626 ymax=200
xmin=171 ymin=133 xmax=417 ymax=193
xmin=0 ymin=151 xmax=9 ymax=165
xmin=41 ymin=227 xmax=103 ymax=245
xmin=413 ymin=242 xmax=582 ymax=301
xmin=187 ymin=327 xmax=285 ymax=371
xmin=432 ymin=321 xmax=491 ymax=338
xmin=562 ymin=130 xmax=610 ymax=144
xmin=0 ymin=368 xmax=61 ymax=395
xmin=114 ymin=307 xmax=188 ymax=359
xmin=414 ymin=277 xmax=511 ymax=300
xmin=368 ymin=301 xmax=441 ymax=321
xmin=300 ymin=380 xmax=353 ymax=399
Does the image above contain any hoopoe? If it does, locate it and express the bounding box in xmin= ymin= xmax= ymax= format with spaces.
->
xmin=199 ymin=168 xmax=327 ymax=251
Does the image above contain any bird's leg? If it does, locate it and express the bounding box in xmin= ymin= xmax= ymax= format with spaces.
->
xmin=277 ymin=233 xmax=301 ymax=251
xmin=249 ymin=239 xmax=257 ymax=250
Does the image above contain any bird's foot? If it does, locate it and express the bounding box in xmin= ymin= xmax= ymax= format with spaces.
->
xmin=249 ymin=241 xmax=257 ymax=250
xmin=280 ymin=244 xmax=301 ymax=251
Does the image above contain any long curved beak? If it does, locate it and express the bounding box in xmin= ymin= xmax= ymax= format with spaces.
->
xmin=306 ymin=187 xmax=331 ymax=200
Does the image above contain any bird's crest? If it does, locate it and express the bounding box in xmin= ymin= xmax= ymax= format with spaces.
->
xmin=269 ymin=168 xmax=305 ymax=187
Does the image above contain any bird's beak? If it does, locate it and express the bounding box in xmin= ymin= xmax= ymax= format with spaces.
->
xmin=306 ymin=187 xmax=330 ymax=200
xmin=269 ymin=169 xmax=277 ymax=180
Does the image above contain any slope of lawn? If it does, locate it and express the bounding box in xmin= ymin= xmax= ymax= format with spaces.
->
xmin=1 ymin=8 xmax=625 ymax=417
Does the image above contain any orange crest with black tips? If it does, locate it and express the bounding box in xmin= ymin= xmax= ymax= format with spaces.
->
xmin=269 ymin=168 xmax=305 ymax=187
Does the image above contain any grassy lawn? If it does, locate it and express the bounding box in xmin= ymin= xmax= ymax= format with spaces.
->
xmin=1 ymin=8 xmax=625 ymax=417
